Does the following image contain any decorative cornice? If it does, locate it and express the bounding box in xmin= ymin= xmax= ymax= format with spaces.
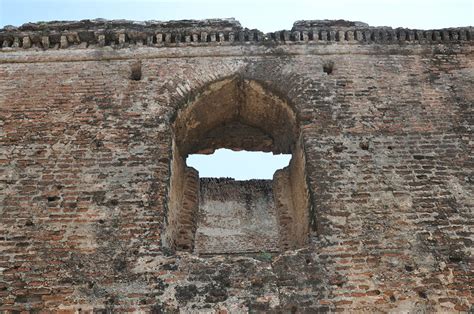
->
xmin=0 ymin=19 xmax=472 ymax=51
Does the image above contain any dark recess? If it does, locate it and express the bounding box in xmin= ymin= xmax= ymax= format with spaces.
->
xmin=131 ymin=61 xmax=142 ymax=81
xmin=323 ymin=61 xmax=334 ymax=74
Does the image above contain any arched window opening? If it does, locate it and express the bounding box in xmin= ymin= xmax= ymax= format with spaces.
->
xmin=164 ymin=78 xmax=310 ymax=254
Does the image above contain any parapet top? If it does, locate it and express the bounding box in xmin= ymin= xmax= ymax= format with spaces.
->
xmin=292 ymin=20 xmax=370 ymax=30
xmin=0 ymin=18 xmax=472 ymax=50
xmin=1 ymin=18 xmax=242 ymax=33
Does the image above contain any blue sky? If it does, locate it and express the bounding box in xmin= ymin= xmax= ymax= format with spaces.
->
xmin=1 ymin=0 xmax=472 ymax=179
xmin=1 ymin=0 xmax=472 ymax=30
xmin=187 ymin=149 xmax=291 ymax=180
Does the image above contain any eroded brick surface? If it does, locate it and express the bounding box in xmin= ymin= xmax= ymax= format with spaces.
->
xmin=0 ymin=19 xmax=473 ymax=312
xmin=194 ymin=178 xmax=279 ymax=254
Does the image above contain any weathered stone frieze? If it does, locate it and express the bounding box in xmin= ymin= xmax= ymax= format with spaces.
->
xmin=0 ymin=18 xmax=472 ymax=50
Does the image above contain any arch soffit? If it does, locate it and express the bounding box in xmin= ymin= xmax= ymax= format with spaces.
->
xmin=172 ymin=76 xmax=301 ymax=155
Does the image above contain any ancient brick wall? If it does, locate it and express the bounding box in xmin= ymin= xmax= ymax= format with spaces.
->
xmin=195 ymin=178 xmax=279 ymax=255
xmin=0 ymin=19 xmax=473 ymax=312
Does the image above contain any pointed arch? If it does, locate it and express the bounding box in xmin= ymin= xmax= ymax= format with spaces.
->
xmin=163 ymin=76 xmax=311 ymax=253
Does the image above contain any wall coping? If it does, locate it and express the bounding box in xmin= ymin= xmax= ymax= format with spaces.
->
xmin=1 ymin=19 xmax=473 ymax=51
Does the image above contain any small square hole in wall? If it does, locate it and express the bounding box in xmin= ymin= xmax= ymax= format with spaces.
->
xmin=323 ymin=61 xmax=334 ymax=75
xmin=130 ymin=61 xmax=142 ymax=81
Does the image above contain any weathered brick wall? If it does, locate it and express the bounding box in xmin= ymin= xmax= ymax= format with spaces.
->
xmin=195 ymin=178 xmax=279 ymax=255
xmin=0 ymin=19 xmax=473 ymax=312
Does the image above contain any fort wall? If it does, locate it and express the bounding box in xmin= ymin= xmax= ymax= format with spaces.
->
xmin=0 ymin=19 xmax=473 ymax=312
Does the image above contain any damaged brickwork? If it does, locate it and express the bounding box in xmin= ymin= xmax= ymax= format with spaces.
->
xmin=0 ymin=18 xmax=473 ymax=312
xmin=166 ymin=76 xmax=310 ymax=253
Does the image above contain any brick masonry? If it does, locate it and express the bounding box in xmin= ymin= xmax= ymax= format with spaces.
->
xmin=194 ymin=178 xmax=279 ymax=255
xmin=0 ymin=19 xmax=473 ymax=312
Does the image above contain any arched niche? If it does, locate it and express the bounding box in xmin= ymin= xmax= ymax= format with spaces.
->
xmin=163 ymin=77 xmax=311 ymax=253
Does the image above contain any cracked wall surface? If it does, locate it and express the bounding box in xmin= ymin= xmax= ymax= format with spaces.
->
xmin=0 ymin=19 xmax=473 ymax=312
